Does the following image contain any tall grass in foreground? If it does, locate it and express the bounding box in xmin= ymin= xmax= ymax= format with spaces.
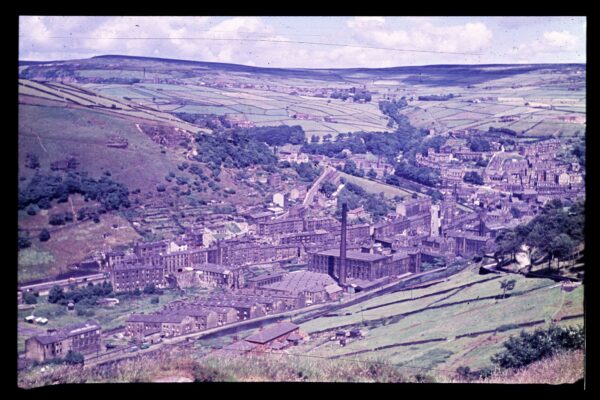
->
xmin=445 ymin=349 xmax=584 ymax=384
xmin=18 ymin=347 xmax=422 ymax=388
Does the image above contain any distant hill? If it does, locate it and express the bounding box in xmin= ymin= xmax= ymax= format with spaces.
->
xmin=19 ymin=54 xmax=585 ymax=86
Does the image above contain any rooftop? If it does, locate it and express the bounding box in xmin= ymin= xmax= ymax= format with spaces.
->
xmin=315 ymin=249 xmax=389 ymax=262
xmin=245 ymin=322 xmax=299 ymax=344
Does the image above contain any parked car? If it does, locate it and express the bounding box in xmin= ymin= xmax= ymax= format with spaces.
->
xmin=140 ymin=343 xmax=150 ymax=350
xmin=128 ymin=346 xmax=139 ymax=353
xmin=105 ymin=343 xmax=117 ymax=350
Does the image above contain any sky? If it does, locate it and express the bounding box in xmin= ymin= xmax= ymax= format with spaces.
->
xmin=19 ymin=16 xmax=586 ymax=68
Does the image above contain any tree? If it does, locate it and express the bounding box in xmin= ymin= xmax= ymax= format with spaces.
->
xmin=133 ymin=288 xmax=141 ymax=296
xmin=549 ymin=234 xmax=575 ymax=271
xmin=499 ymin=279 xmax=516 ymax=299
xmin=49 ymin=214 xmax=66 ymax=226
xmin=39 ymin=229 xmax=51 ymax=242
xmin=143 ymin=283 xmax=156 ymax=295
xmin=18 ymin=233 xmax=31 ymax=250
xmin=367 ymin=169 xmax=377 ymax=179
xmin=319 ymin=181 xmax=337 ymax=197
xmin=463 ymin=171 xmax=484 ymax=185
xmin=64 ymin=350 xmax=84 ymax=365
xmin=48 ymin=285 xmax=64 ymax=304
xmin=24 ymin=292 xmax=38 ymax=304
xmin=491 ymin=325 xmax=584 ymax=370
xmin=469 ymin=137 xmax=491 ymax=152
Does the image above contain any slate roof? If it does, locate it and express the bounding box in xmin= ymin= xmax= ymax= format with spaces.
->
xmin=245 ymin=322 xmax=298 ymax=344
xmin=316 ymin=249 xmax=389 ymax=262
xmin=33 ymin=320 xmax=100 ymax=345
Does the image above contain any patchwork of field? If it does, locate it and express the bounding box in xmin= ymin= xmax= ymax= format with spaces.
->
xmin=399 ymin=72 xmax=585 ymax=137
xmin=295 ymin=265 xmax=584 ymax=377
xmin=19 ymin=80 xmax=207 ymax=133
xmin=86 ymin=82 xmax=393 ymax=138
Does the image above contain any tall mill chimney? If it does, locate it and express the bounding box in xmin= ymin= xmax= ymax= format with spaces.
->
xmin=339 ymin=203 xmax=348 ymax=286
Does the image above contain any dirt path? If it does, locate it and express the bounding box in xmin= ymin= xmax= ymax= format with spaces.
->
xmin=36 ymin=134 xmax=48 ymax=154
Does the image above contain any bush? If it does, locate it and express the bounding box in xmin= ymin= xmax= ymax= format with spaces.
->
xmin=39 ymin=229 xmax=51 ymax=242
xmin=48 ymin=285 xmax=64 ymax=304
xmin=143 ymin=283 xmax=156 ymax=295
xmin=150 ymin=297 xmax=160 ymax=304
xmin=491 ymin=325 xmax=584 ymax=370
xmin=18 ymin=234 xmax=31 ymax=250
xmin=49 ymin=214 xmax=65 ymax=226
xmin=64 ymin=350 xmax=84 ymax=365
xmin=24 ymin=292 xmax=38 ymax=304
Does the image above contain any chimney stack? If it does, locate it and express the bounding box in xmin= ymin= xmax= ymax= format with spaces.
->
xmin=339 ymin=203 xmax=348 ymax=287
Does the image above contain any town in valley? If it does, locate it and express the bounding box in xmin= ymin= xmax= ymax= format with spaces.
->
xmin=17 ymin=16 xmax=585 ymax=386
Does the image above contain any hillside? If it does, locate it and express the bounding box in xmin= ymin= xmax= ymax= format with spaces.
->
xmin=450 ymin=349 xmax=584 ymax=384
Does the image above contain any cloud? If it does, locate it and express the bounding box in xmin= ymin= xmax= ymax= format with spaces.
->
xmin=542 ymin=30 xmax=578 ymax=48
xmin=347 ymin=17 xmax=385 ymax=30
xmin=348 ymin=19 xmax=493 ymax=54
xmin=507 ymin=29 xmax=584 ymax=62
xmin=19 ymin=16 xmax=585 ymax=67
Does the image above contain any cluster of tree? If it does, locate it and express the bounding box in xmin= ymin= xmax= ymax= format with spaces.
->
xmin=455 ymin=366 xmax=493 ymax=381
xmin=417 ymin=94 xmax=455 ymax=101
xmin=319 ymin=181 xmax=338 ymax=197
xmin=336 ymin=182 xmax=390 ymax=220
xmin=49 ymin=212 xmax=74 ymax=226
xmin=143 ymin=283 xmax=164 ymax=295
xmin=193 ymin=132 xmax=277 ymax=169
xmin=378 ymin=98 xmax=409 ymax=127
xmin=301 ymin=125 xmax=436 ymax=167
xmin=48 ymin=281 xmax=113 ymax=306
xmin=488 ymin=127 xmax=518 ymax=136
xmin=293 ymin=162 xmax=322 ymax=183
xmin=491 ymin=324 xmax=584 ymax=370
xmin=341 ymin=160 xmax=365 ymax=177
xmin=571 ymin=138 xmax=586 ymax=167
xmin=463 ymin=171 xmax=484 ymax=185
xmin=330 ymin=88 xmax=372 ymax=102
xmin=493 ymin=199 xmax=584 ymax=270
xmin=476 ymin=158 xmax=489 ymax=167
xmin=468 ymin=137 xmax=492 ymax=152
xmin=389 ymin=162 xmax=441 ymax=187
xmin=18 ymin=173 xmax=130 ymax=213
xmin=235 ymin=125 xmax=306 ymax=146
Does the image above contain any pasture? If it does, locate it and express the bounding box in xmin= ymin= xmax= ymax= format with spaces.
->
xmin=296 ymin=264 xmax=584 ymax=377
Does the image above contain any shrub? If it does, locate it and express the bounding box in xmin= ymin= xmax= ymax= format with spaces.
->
xmin=491 ymin=325 xmax=584 ymax=370
xmin=150 ymin=297 xmax=160 ymax=304
xmin=64 ymin=350 xmax=84 ymax=365
xmin=24 ymin=292 xmax=38 ymax=304
xmin=39 ymin=229 xmax=51 ymax=242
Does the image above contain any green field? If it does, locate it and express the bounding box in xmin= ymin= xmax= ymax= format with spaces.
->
xmin=294 ymin=265 xmax=584 ymax=377
xmin=338 ymin=172 xmax=427 ymax=199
